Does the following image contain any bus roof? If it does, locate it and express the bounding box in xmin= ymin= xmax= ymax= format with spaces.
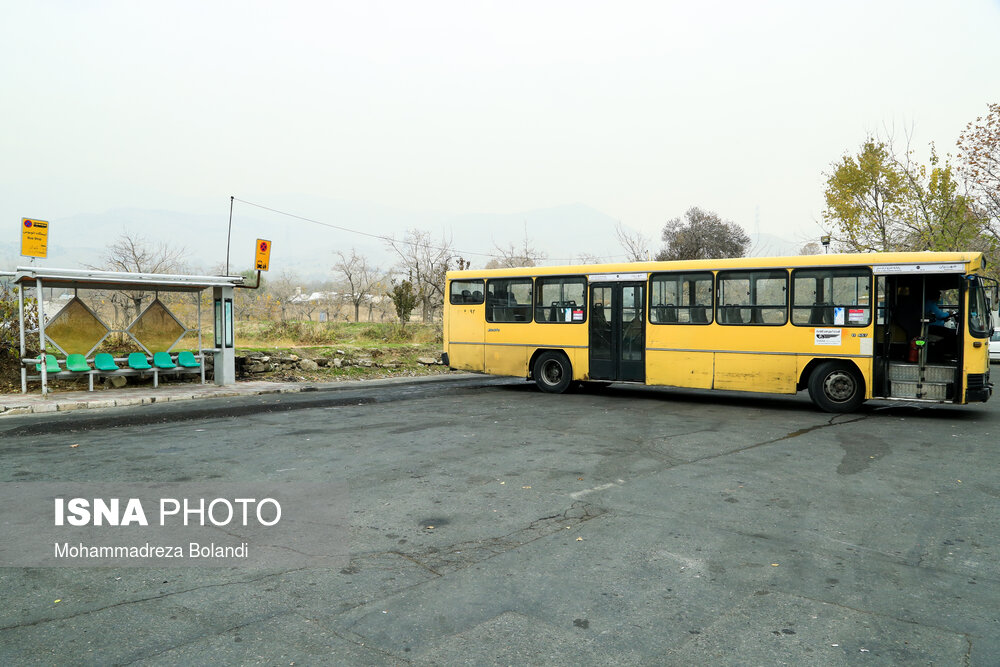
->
xmin=447 ymin=251 xmax=986 ymax=280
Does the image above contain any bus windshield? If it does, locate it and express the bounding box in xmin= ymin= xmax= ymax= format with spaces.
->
xmin=969 ymin=276 xmax=991 ymax=337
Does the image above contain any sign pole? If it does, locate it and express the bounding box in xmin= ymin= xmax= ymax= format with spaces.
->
xmin=18 ymin=283 xmax=26 ymax=393
xmin=36 ymin=277 xmax=47 ymax=397
xmin=226 ymin=196 xmax=234 ymax=276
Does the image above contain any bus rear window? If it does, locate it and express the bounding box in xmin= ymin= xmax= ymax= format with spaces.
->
xmin=450 ymin=280 xmax=484 ymax=305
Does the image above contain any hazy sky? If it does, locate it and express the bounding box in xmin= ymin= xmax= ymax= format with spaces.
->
xmin=2 ymin=0 xmax=999 ymax=264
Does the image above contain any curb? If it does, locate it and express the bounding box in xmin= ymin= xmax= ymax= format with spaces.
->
xmin=0 ymin=372 xmax=482 ymax=418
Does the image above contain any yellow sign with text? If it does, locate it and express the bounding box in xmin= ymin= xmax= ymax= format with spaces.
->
xmin=255 ymin=238 xmax=271 ymax=271
xmin=21 ymin=218 xmax=49 ymax=258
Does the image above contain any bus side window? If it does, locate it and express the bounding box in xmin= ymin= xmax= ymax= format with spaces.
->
xmin=791 ymin=268 xmax=871 ymax=327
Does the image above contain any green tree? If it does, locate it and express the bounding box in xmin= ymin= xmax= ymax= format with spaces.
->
xmin=898 ymin=146 xmax=989 ymax=252
xmin=822 ymin=139 xmax=909 ymax=252
xmin=824 ymin=137 xmax=995 ymax=258
xmin=655 ymin=207 xmax=749 ymax=261
xmin=0 ymin=282 xmax=38 ymax=362
xmin=388 ymin=280 xmax=418 ymax=327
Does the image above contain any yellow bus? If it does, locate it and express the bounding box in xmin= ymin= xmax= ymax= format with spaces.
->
xmin=443 ymin=252 xmax=994 ymax=412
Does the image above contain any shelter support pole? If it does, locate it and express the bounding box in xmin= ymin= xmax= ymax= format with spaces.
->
xmin=197 ymin=291 xmax=205 ymax=384
xmin=18 ymin=283 xmax=26 ymax=393
xmin=36 ymin=278 xmax=47 ymax=396
xmin=212 ymin=285 xmax=236 ymax=385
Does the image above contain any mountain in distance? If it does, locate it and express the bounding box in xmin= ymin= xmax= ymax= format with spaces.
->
xmin=1 ymin=198 xmax=806 ymax=281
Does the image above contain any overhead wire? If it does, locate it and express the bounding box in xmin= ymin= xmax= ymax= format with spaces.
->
xmin=231 ymin=197 xmax=630 ymax=264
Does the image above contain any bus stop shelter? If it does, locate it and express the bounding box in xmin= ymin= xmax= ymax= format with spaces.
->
xmin=11 ymin=266 xmax=244 ymax=395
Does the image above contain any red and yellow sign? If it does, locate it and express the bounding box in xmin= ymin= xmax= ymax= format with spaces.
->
xmin=21 ymin=218 xmax=49 ymax=258
xmin=255 ymin=238 xmax=271 ymax=271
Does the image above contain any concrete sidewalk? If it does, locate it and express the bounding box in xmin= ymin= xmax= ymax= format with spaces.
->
xmin=0 ymin=372 xmax=476 ymax=417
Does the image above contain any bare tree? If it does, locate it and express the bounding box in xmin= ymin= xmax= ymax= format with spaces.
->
xmin=957 ymin=103 xmax=1000 ymax=238
xmin=799 ymin=242 xmax=823 ymax=255
xmin=333 ymin=249 xmax=381 ymax=322
xmin=386 ymin=229 xmax=454 ymax=322
xmin=486 ymin=229 xmax=546 ymax=268
xmin=615 ymin=221 xmax=651 ymax=262
xmin=266 ymin=270 xmax=300 ymax=322
xmin=89 ymin=231 xmax=187 ymax=328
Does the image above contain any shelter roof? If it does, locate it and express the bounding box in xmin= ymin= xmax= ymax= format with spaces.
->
xmin=13 ymin=266 xmax=244 ymax=293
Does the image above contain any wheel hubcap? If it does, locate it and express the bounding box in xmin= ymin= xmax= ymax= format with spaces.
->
xmin=542 ymin=361 xmax=562 ymax=385
xmin=823 ymin=371 xmax=856 ymax=402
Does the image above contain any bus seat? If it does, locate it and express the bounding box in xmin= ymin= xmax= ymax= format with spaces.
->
xmin=462 ymin=289 xmax=472 ymax=302
xmin=662 ymin=304 xmax=678 ymax=323
xmin=473 ymin=290 xmax=482 ymax=302
xmin=727 ymin=305 xmax=743 ymax=324
xmin=691 ymin=307 xmax=708 ymax=324
xmin=808 ymin=304 xmax=832 ymax=325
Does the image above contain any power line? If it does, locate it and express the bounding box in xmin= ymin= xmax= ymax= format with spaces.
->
xmin=231 ymin=197 xmax=630 ymax=264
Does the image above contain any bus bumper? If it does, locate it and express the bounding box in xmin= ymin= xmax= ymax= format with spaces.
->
xmin=967 ymin=371 xmax=992 ymax=403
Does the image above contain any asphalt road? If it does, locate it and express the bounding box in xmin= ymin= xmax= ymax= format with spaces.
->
xmin=1 ymin=377 xmax=998 ymax=665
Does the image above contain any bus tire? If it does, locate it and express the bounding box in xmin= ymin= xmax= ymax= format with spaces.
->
xmin=808 ymin=361 xmax=865 ymax=413
xmin=534 ymin=351 xmax=573 ymax=394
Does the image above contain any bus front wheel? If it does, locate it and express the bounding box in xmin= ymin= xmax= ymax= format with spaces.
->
xmin=808 ymin=361 xmax=865 ymax=413
xmin=534 ymin=352 xmax=573 ymax=394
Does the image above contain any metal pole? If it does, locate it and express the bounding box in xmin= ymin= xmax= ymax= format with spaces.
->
xmin=18 ymin=281 xmax=26 ymax=393
xmin=36 ymin=277 xmax=47 ymax=396
xmin=197 ymin=290 xmax=204 ymax=384
xmin=226 ymin=195 xmax=234 ymax=276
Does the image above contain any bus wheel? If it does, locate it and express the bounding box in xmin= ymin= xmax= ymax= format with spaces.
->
xmin=808 ymin=361 xmax=864 ymax=413
xmin=534 ymin=352 xmax=573 ymax=394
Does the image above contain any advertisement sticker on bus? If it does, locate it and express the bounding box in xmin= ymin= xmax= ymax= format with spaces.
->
xmin=833 ymin=307 xmax=845 ymax=325
xmin=814 ymin=328 xmax=841 ymax=346
xmin=848 ymin=308 xmax=866 ymax=323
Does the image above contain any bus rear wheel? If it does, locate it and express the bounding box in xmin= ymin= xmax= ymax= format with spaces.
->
xmin=534 ymin=352 xmax=573 ymax=394
xmin=808 ymin=361 xmax=865 ymax=413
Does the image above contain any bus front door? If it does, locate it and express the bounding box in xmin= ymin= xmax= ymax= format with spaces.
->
xmin=589 ymin=282 xmax=645 ymax=382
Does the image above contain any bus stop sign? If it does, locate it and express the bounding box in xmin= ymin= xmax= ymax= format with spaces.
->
xmin=21 ymin=218 xmax=49 ymax=258
xmin=255 ymin=239 xmax=271 ymax=271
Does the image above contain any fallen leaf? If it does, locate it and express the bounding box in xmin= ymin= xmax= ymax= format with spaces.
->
xmin=70 ymin=444 xmax=79 ymax=449
xmin=576 ymin=536 xmax=583 ymax=541
xmin=426 ymin=526 xmax=434 ymax=530
xmin=54 ymin=599 xmax=61 ymax=603
xmin=522 ymin=486 xmax=531 ymax=489
xmin=771 ymin=563 xmax=780 ymax=567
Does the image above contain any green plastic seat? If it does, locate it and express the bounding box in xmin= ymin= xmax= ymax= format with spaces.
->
xmin=66 ymin=354 xmax=91 ymax=372
xmin=128 ymin=353 xmax=152 ymax=370
xmin=94 ymin=353 xmax=119 ymax=372
xmin=35 ymin=354 xmax=60 ymax=372
xmin=153 ymin=352 xmax=176 ymax=369
xmin=176 ymin=351 xmax=200 ymax=368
